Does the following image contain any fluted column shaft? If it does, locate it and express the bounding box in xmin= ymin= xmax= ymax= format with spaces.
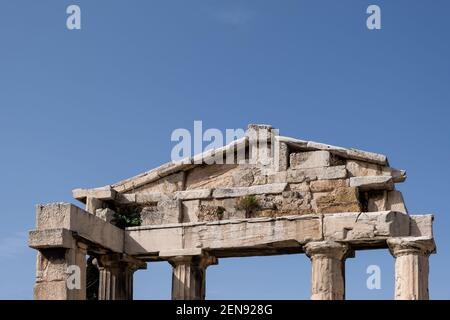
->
xmin=170 ymin=255 xmax=218 ymax=300
xmin=97 ymin=254 xmax=146 ymax=300
xmin=304 ymin=241 xmax=352 ymax=300
xmin=387 ymin=237 xmax=436 ymax=300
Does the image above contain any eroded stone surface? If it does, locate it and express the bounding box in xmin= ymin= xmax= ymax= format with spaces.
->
xmin=312 ymin=187 xmax=361 ymax=214
xmin=212 ymin=183 xmax=287 ymax=198
xmin=323 ymin=211 xmax=411 ymax=242
xmin=349 ymin=175 xmax=394 ymax=191
xmin=36 ymin=203 xmax=124 ymax=253
xmin=290 ymin=151 xmax=340 ymax=169
xmin=310 ymin=179 xmax=348 ymax=192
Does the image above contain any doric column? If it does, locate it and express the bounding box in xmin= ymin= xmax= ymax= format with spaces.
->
xmin=387 ymin=237 xmax=436 ymax=300
xmin=304 ymin=241 xmax=352 ymax=300
xmin=169 ymin=254 xmax=218 ymax=300
xmin=31 ymin=231 xmax=87 ymax=300
xmin=97 ymin=254 xmax=146 ymax=300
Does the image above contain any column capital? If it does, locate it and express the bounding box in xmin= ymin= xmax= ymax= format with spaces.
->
xmin=168 ymin=253 xmax=218 ymax=269
xmin=97 ymin=253 xmax=146 ymax=271
xmin=304 ymin=241 xmax=352 ymax=260
xmin=76 ymin=241 xmax=89 ymax=252
xmin=387 ymin=237 xmax=436 ymax=258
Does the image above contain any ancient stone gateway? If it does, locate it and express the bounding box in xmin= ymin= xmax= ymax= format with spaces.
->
xmin=28 ymin=124 xmax=436 ymax=300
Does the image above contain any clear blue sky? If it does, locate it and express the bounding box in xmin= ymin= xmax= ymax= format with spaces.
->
xmin=0 ymin=0 xmax=449 ymax=299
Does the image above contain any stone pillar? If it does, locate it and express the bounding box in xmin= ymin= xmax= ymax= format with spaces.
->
xmin=33 ymin=241 xmax=87 ymax=300
xmin=304 ymin=241 xmax=352 ymax=300
xmin=169 ymin=254 xmax=218 ymax=300
xmin=97 ymin=254 xmax=146 ymax=300
xmin=247 ymin=124 xmax=274 ymax=167
xmin=387 ymin=237 xmax=436 ymax=300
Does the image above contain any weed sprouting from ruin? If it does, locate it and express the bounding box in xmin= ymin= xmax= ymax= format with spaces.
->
xmin=216 ymin=206 xmax=225 ymax=220
xmin=112 ymin=209 xmax=142 ymax=229
xmin=237 ymin=195 xmax=260 ymax=218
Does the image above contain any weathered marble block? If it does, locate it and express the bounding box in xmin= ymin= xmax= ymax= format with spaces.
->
xmin=35 ymin=203 xmax=124 ymax=252
xmin=290 ymin=151 xmax=341 ymax=169
xmin=323 ymin=211 xmax=410 ymax=242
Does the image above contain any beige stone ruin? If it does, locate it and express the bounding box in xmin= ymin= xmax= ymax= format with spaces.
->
xmin=28 ymin=124 xmax=436 ymax=300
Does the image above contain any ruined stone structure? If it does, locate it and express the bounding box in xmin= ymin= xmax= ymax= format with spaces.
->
xmin=29 ymin=124 xmax=436 ymax=300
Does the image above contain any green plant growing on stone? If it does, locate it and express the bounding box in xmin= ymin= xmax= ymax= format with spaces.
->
xmin=112 ymin=210 xmax=142 ymax=229
xmin=216 ymin=206 xmax=225 ymax=220
xmin=237 ymin=195 xmax=260 ymax=218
